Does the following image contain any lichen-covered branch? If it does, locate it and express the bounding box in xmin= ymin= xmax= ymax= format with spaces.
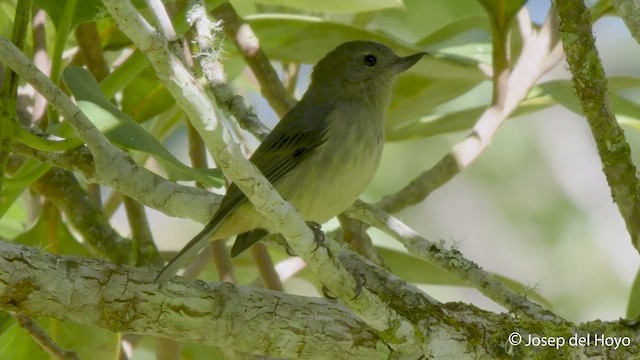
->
xmin=1 ymin=240 xmax=638 ymax=359
xmin=345 ymin=200 xmax=563 ymax=324
xmin=0 ymin=240 xmax=379 ymax=359
xmin=188 ymin=0 xmax=270 ymax=140
xmin=556 ymin=0 xmax=640 ymax=253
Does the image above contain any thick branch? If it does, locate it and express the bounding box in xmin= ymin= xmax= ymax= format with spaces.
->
xmin=556 ymin=0 xmax=640 ymax=252
xmin=1 ymin=240 xmax=638 ymax=359
xmin=0 ymin=241 xmax=379 ymax=358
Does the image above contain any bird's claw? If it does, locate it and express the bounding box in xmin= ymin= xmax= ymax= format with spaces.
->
xmin=306 ymin=221 xmax=324 ymax=251
xmin=351 ymin=272 xmax=366 ymax=300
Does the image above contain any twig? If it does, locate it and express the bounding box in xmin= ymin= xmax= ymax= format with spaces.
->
xmin=1 ymin=0 xmax=32 ymax=195
xmin=122 ymin=196 xmax=164 ymax=268
xmin=74 ymin=22 xmax=109 ymax=81
xmin=0 ymin=37 xmax=220 ymax=223
xmin=10 ymin=313 xmax=79 ymax=360
xmin=250 ymin=243 xmax=284 ymax=291
xmin=74 ymin=21 xmax=109 ymax=206
xmin=345 ymin=200 xmax=564 ymax=324
xmin=211 ymin=1 xmax=296 ymax=117
xmin=31 ymin=9 xmax=49 ymax=124
xmin=556 ymin=0 xmax=640 ymax=252
xmin=30 ymin=167 xmax=134 ymax=264
xmin=10 ymin=141 xmax=218 ymax=224
xmin=187 ymin=0 xmax=270 ymax=139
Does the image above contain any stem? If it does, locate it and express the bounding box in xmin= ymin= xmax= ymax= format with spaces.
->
xmin=556 ymin=0 xmax=640 ymax=252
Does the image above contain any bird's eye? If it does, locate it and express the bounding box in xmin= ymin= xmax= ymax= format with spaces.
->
xmin=362 ymin=54 xmax=377 ymax=67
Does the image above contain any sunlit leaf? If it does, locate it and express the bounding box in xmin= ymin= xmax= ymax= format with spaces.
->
xmin=376 ymin=247 xmax=552 ymax=308
xmin=33 ymin=0 xmax=153 ymax=28
xmin=0 ymin=322 xmax=49 ymax=360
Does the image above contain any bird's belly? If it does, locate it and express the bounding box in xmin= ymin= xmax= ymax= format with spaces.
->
xmin=277 ymin=139 xmax=383 ymax=224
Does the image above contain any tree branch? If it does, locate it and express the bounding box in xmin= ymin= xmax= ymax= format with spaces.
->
xmin=187 ymin=0 xmax=271 ymax=140
xmin=211 ymin=1 xmax=296 ymax=117
xmin=556 ymin=0 xmax=640 ymax=252
xmin=10 ymin=313 xmax=79 ymax=360
xmin=1 ymin=240 xmax=638 ymax=358
xmin=345 ymin=200 xmax=563 ymax=324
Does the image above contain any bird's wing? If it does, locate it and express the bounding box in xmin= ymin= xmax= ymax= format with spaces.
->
xmin=155 ymin=103 xmax=333 ymax=283
xmin=214 ymin=102 xmax=332 ymax=231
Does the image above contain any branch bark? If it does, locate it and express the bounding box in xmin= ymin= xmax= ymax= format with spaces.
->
xmin=1 ymin=240 xmax=638 ymax=359
xmin=556 ymin=0 xmax=640 ymax=253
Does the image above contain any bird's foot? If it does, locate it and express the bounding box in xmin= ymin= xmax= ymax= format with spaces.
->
xmin=351 ymin=272 xmax=366 ymax=300
xmin=306 ymin=221 xmax=324 ymax=251
xmin=285 ymin=221 xmax=325 ymax=256
xmin=320 ymin=272 xmax=366 ymax=300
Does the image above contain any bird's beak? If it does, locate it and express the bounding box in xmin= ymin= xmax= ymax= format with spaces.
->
xmin=390 ymin=52 xmax=428 ymax=74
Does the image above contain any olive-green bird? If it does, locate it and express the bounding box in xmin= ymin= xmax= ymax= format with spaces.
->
xmin=155 ymin=41 xmax=425 ymax=284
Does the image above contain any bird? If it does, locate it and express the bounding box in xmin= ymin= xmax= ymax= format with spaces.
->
xmin=154 ymin=41 xmax=426 ymax=284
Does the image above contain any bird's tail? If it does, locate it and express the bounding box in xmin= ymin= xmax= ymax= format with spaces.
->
xmin=154 ymin=219 xmax=221 ymax=285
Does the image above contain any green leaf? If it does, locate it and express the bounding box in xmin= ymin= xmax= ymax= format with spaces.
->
xmin=0 ymin=319 xmax=119 ymax=360
xmin=32 ymin=0 xmax=153 ymax=28
xmin=0 ymin=322 xmax=49 ymax=360
xmin=386 ymin=106 xmax=485 ymax=141
xmin=0 ymin=158 xmax=45 ymax=219
xmin=531 ymin=78 xmax=640 ymax=127
xmin=248 ymin=14 xmax=486 ymax=123
xmin=33 ymin=0 xmax=98 ymax=28
xmin=627 ymin=265 xmax=640 ymax=318
xmin=369 ymin=0 xmax=486 ymax=43
xmin=0 ymin=193 xmax=26 ymax=239
xmin=248 ymin=15 xmax=485 ymax=80
xmin=12 ymin=204 xmax=91 ymax=257
xmin=121 ymin=67 xmax=175 ymax=122
xmin=62 ymin=66 xmax=223 ymax=187
xmin=416 ymin=15 xmax=490 ymax=48
xmin=236 ymin=0 xmax=403 ymax=13
xmin=477 ymin=0 xmax=527 ymax=31
xmin=386 ymin=76 xmax=481 ymax=132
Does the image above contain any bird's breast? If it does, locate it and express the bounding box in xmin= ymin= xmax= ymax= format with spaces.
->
xmin=276 ymin=105 xmax=385 ymax=223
